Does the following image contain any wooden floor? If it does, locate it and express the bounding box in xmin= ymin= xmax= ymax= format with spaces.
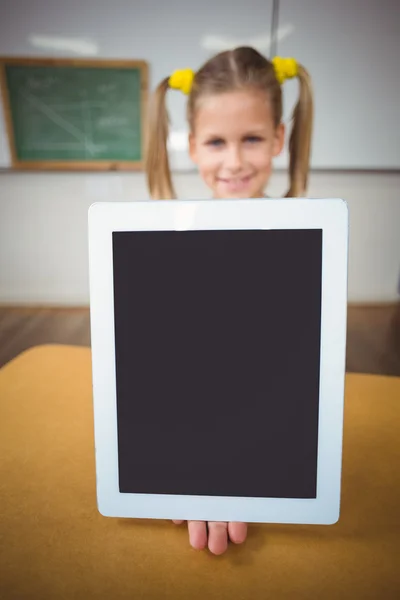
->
xmin=0 ymin=305 xmax=400 ymax=375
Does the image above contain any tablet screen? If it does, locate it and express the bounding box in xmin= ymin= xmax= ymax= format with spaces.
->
xmin=112 ymin=229 xmax=322 ymax=500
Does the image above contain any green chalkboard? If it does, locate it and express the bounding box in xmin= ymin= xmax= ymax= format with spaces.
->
xmin=1 ymin=59 xmax=147 ymax=168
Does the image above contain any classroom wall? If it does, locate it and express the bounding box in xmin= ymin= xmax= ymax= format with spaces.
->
xmin=0 ymin=170 xmax=399 ymax=305
xmin=1 ymin=0 xmax=399 ymax=169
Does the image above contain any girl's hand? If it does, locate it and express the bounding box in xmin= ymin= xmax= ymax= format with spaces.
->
xmin=172 ymin=520 xmax=247 ymax=555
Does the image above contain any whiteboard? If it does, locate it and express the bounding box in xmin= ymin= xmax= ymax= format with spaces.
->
xmin=0 ymin=0 xmax=398 ymax=170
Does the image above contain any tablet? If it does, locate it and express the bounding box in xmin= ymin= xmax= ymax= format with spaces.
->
xmin=88 ymin=198 xmax=348 ymax=524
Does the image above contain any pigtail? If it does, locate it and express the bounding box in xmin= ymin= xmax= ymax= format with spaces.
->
xmin=145 ymin=77 xmax=176 ymax=200
xmin=286 ymin=65 xmax=313 ymax=197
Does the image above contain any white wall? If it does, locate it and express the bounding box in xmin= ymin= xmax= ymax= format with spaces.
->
xmin=276 ymin=0 xmax=400 ymax=169
xmin=0 ymin=170 xmax=399 ymax=305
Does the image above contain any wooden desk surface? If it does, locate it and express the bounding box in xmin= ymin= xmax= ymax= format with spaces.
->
xmin=0 ymin=345 xmax=399 ymax=600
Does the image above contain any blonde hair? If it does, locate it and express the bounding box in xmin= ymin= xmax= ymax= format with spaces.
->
xmin=145 ymin=47 xmax=313 ymax=199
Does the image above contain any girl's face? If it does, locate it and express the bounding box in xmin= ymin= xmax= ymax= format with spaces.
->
xmin=189 ymin=89 xmax=284 ymax=199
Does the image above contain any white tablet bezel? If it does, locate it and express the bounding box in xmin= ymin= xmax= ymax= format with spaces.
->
xmin=88 ymin=198 xmax=348 ymax=525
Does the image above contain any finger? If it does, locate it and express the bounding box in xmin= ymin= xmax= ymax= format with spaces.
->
xmin=207 ymin=521 xmax=228 ymax=555
xmin=188 ymin=521 xmax=208 ymax=550
xmin=228 ymin=521 xmax=248 ymax=544
xmin=172 ymin=520 xmax=185 ymax=525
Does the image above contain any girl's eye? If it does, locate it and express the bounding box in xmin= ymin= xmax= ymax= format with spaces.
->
xmin=244 ymin=136 xmax=263 ymax=143
xmin=206 ymin=138 xmax=224 ymax=147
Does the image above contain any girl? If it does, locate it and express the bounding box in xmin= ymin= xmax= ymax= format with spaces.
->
xmin=145 ymin=46 xmax=313 ymax=554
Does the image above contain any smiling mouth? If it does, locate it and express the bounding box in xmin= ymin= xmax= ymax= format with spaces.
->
xmin=218 ymin=175 xmax=254 ymax=184
xmin=218 ymin=175 xmax=254 ymax=190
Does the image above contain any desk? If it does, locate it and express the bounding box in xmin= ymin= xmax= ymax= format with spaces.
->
xmin=0 ymin=345 xmax=399 ymax=599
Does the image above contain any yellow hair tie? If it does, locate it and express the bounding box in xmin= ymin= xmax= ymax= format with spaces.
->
xmin=272 ymin=57 xmax=298 ymax=84
xmin=169 ymin=69 xmax=194 ymax=95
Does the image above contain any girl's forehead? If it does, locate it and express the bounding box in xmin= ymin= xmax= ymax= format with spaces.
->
xmin=193 ymin=90 xmax=274 ymax=132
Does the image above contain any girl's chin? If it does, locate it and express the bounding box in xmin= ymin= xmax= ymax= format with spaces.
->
xmin=213 ymin=190 xmax=265 ymax=199
xmin=212 ymin=178 xmax=266 ymax=200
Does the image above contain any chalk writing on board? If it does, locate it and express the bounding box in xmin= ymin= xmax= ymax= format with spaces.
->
xmin=97 ymin=115 xmax=129 ymax=128
xmin=22 ymin=142 xmax=108 ymax=153
xmin=22 ymin=90 xmax=98 ymax=156
xmin=48 ymin=102 xmax=106 ymax=110
xmin=27 ymin=76 xmax=58 ymax=91
xmin=98 ymin=83 xmax=117 ymax=94
xmin=5 ymin=63 xmax=143 ymax=162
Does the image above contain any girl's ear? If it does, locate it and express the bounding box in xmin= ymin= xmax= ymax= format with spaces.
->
xmin=189 ymin=132 xmax=198 ymax=164
xmin=273 ymin=123 xmax=285 ymax=157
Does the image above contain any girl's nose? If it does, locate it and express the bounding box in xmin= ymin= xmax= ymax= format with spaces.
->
xmin=224 ymin=145 xmax=243 ymax=172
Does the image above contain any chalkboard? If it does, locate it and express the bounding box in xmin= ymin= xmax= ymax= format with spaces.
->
xmin=0 ymin=58 xmax=148 ymax=170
